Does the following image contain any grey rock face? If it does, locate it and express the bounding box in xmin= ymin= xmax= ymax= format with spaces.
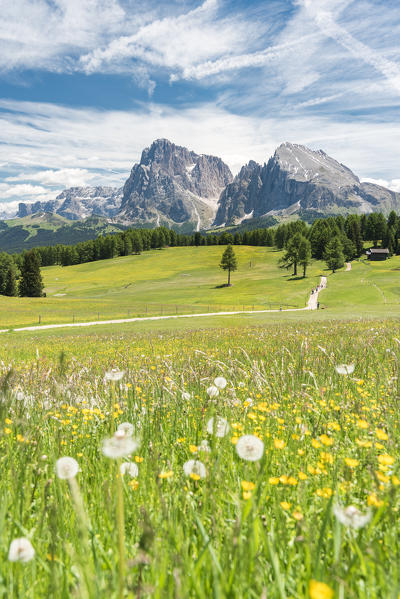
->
xmin=214 ymin=142 xmax=400 ymax=225
xmin=119 ymin=139 xmax=233 ymax=230
xmin=17 ymin=187 xmax=123 ymax=220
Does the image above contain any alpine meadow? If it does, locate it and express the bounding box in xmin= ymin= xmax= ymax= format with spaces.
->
xmin=1 ymin=0 xmax=400 ymax=598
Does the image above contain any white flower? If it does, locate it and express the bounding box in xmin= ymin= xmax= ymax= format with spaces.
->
xmin=214 ymin=376 xmax=227 ymax=390
xmin=105 ymin=368 xmax=125 ymax=382
xmin=333 ymin=504 xmax=371 ymax=529
xmin=102 ymin=431 xmax=138 ymax=459
xmin=199 ymin=440 xmax=211 ymax=453
xmin=244 ymin=397 xmax=254 ymax=407
xmin=183 ymin=460 xmax=206 ymax=478
xmin=117 ymin=422 xmax=134 ymax=437
xmin=236 ymin=435 xmax=264 ymax=461
xmin=335 ymin=364 xmax=355 ymax=375
xmin=120 ymin=462 xmax=139 ymax=477
xmin=238 ymin=382 xmax=245 ymax=388
xmin=207 ymin=385 xmax=219 ymax=398
xmin=182 ymin=392 xmax=191 ymax=401
xmin=8 ymin=538 xmax=35 ymax=562
xmin=56 ymin=457 xmax=79 ymax=480
xmin=206 ymin=416 xmax=229 ymax=437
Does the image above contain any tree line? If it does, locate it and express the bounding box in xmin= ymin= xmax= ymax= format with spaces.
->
xmin=1 ymin=211 xmax=399 ymax=296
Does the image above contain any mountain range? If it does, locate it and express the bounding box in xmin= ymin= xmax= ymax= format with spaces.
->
xmin=11 ymin=139 xmax=400 ymax=234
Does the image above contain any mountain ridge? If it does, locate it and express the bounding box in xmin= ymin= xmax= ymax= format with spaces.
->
xmin=6 ymin=139 xmax=400 ymax=232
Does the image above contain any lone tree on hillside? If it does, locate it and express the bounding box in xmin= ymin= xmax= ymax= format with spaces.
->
xmin=19 ymin=249 xmax=44 ymax=297
xmin=220 ymin=244 xmax=237 ymax=286
xmin=324 ymin=236 xmax=345 ymax=273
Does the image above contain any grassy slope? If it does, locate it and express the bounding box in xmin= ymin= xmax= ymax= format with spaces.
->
xmin=1 ymin=248 xmax=400 ymax=330
xmin=0 ymin=246 xmax=325 ymax=328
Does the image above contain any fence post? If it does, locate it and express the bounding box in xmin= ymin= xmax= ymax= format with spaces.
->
xmin=73 ymin=314 xmax=75 ymax=323
xmin=38 ymin=315 xmax=41 ymax=324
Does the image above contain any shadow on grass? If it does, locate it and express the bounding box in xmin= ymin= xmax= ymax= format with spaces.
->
xmin=214 ymin=284 xmax=233 ymax=289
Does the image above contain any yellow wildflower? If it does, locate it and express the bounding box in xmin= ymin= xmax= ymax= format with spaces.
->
xmin=309 ymin=580 xmax=334 ymax=599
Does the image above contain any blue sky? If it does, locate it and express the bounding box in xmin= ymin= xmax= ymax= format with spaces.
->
xmin=0 ymin=0 xmax=400 ymax=216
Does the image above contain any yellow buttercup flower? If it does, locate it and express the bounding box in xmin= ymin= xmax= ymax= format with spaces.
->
xmin=378 ymin=454 xmax=395 ymax=466
xmin=274 ymin=439 xmax=286 ymax=449
xmin=241 ymin=480 xmax=255 ymax=491
xmin=345 ymin=458 xmax=359 ymax=468
xmin=309 ymin=580 xmax=334 ymax=599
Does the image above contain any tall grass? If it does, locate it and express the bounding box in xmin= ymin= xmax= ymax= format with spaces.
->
xmin=1 ymin=320 xmax=400 ymax=597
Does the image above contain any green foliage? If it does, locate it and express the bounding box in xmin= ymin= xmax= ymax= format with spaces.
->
xmin=324 ymin=236 xmax=345 ymax=273
xmin=0 ymin=252 xmax=17 ymax=296
xmin=18 ymin=249 xmax=44 ymax=297
xmin=219 ymin=244 xmax=238 ymax=285
xmin=279 ymin=233 xmax=311 ymax=277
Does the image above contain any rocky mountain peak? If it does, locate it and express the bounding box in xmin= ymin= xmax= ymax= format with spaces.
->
xmin=119 ymin=139 xmax=233 ymax=230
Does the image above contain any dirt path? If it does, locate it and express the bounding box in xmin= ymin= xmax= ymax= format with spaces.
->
xmin=0 ymin=278 xmax=328 ymax=334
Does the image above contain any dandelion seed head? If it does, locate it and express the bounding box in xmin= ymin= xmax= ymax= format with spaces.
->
xmin=206 ymin=416 xmax=229 ymax=437
xmin=102 ymin=433 xmax=139 ymax=459
xmin=333 ymin=504 xmax=372 ymax=529
xmin=117 ymin=422 xmax=134 ymax=437
xmin=120 ymin=462 xmax=139 ymax=477
xmin=214 ymin=376 xmax=227 ymax=390
xmin=55 ymin=456 xmax=79 ymax=480
xmin=236 ymin=435 xmax=264 ymax=461
xmin=8 ymin=538 xmax=35 ymax=563
xmin=183 ymin=460 xmax=206 ymax=479
xmin=207 ymin=385 xmax=219 ymax=398
xmin=105 ymin=368 xmax=125 ymax=382
xmin=335 ymin=364 xmax=355 ymax=375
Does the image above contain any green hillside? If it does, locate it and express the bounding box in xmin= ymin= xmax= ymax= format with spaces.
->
xmin=0 ymin=214 xmax=126 ymax=252
xmin=1 ymin=246 xmax=400 ymax=329
xmin=0 ymin=245 xmax=323 ymax=327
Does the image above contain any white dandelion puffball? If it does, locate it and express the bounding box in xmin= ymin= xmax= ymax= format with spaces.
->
xmin=214 ymin=376 xmax=227 ymax=390
xmin=335 ymin=364 xmax=355 ymax=375
xmin=183 ymin=460 xmax=207 ymax=478
xmin=333 ymin=504 xmax=371 ymax=529
xmin=207 ymin=385 xmax=219 ymax=398
xmin=206 ymin=416 xmax=229 ymax=437
xmin=105 ymin=368 xmax=125 ymax=382
xmin=56 ymin=457 xmax=79 ymax=480
xmin=236 ymin=435 xmax=264 ymax=461
xmin=8 ymin=538 xmax=35 ymax=562
xmin=102 ymin=432 xmax=138 ymax=459
xmin=117 ymin=422 xmax=134 ymax=437
xmin=120 ymin=462 xmax=139 ymax=477
xmin=182 ymin=392 xmax=191 ymax=401
xmin=199 ymin=440 xmax=211 ymax=453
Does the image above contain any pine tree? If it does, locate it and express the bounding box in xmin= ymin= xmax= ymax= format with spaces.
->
xmin=4 ymin=263 xmax=17 ymax=296
xmin=219 ymin=244 xmax=237 ymax=286
xmin=18 ymin=250 xmax=44 ymax=297
xmin=324 ymin=236 xmax=345 ymax=273
xmin=279 ymin=233 xmax=309 ymax=276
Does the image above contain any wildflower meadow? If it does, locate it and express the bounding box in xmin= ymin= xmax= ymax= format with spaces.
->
xmin=1 ymin=319 xmax=400 ymax=598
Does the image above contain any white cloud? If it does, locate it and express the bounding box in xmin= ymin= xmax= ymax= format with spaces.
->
xmin=6 ymin=168 xmax=97 ymax=187
xmin=301 ymin=0 xmax=400 ymax=94
xmin=362 ymin=178 xmax=400 ymax=193
xmin=79 ymin=0 xmax=256 ymax=78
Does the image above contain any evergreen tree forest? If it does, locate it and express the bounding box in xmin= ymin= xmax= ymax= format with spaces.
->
xmin=1 ymin=211 xmax=400 ymax=297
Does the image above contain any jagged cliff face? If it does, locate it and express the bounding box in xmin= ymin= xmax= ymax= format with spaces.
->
xmin=11 ymin=140 xmax=400 ymax=230
xmin=118 ymin=139 xmax=233 ymax=230
xmin=18 ymin=187 xmax=122 ymax=220
xmin=214 ymin=143 xmax=400 ymax=225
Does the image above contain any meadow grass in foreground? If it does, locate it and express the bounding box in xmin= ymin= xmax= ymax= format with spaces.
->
xmin=1 ymin=320 xmax=400 ymax=597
